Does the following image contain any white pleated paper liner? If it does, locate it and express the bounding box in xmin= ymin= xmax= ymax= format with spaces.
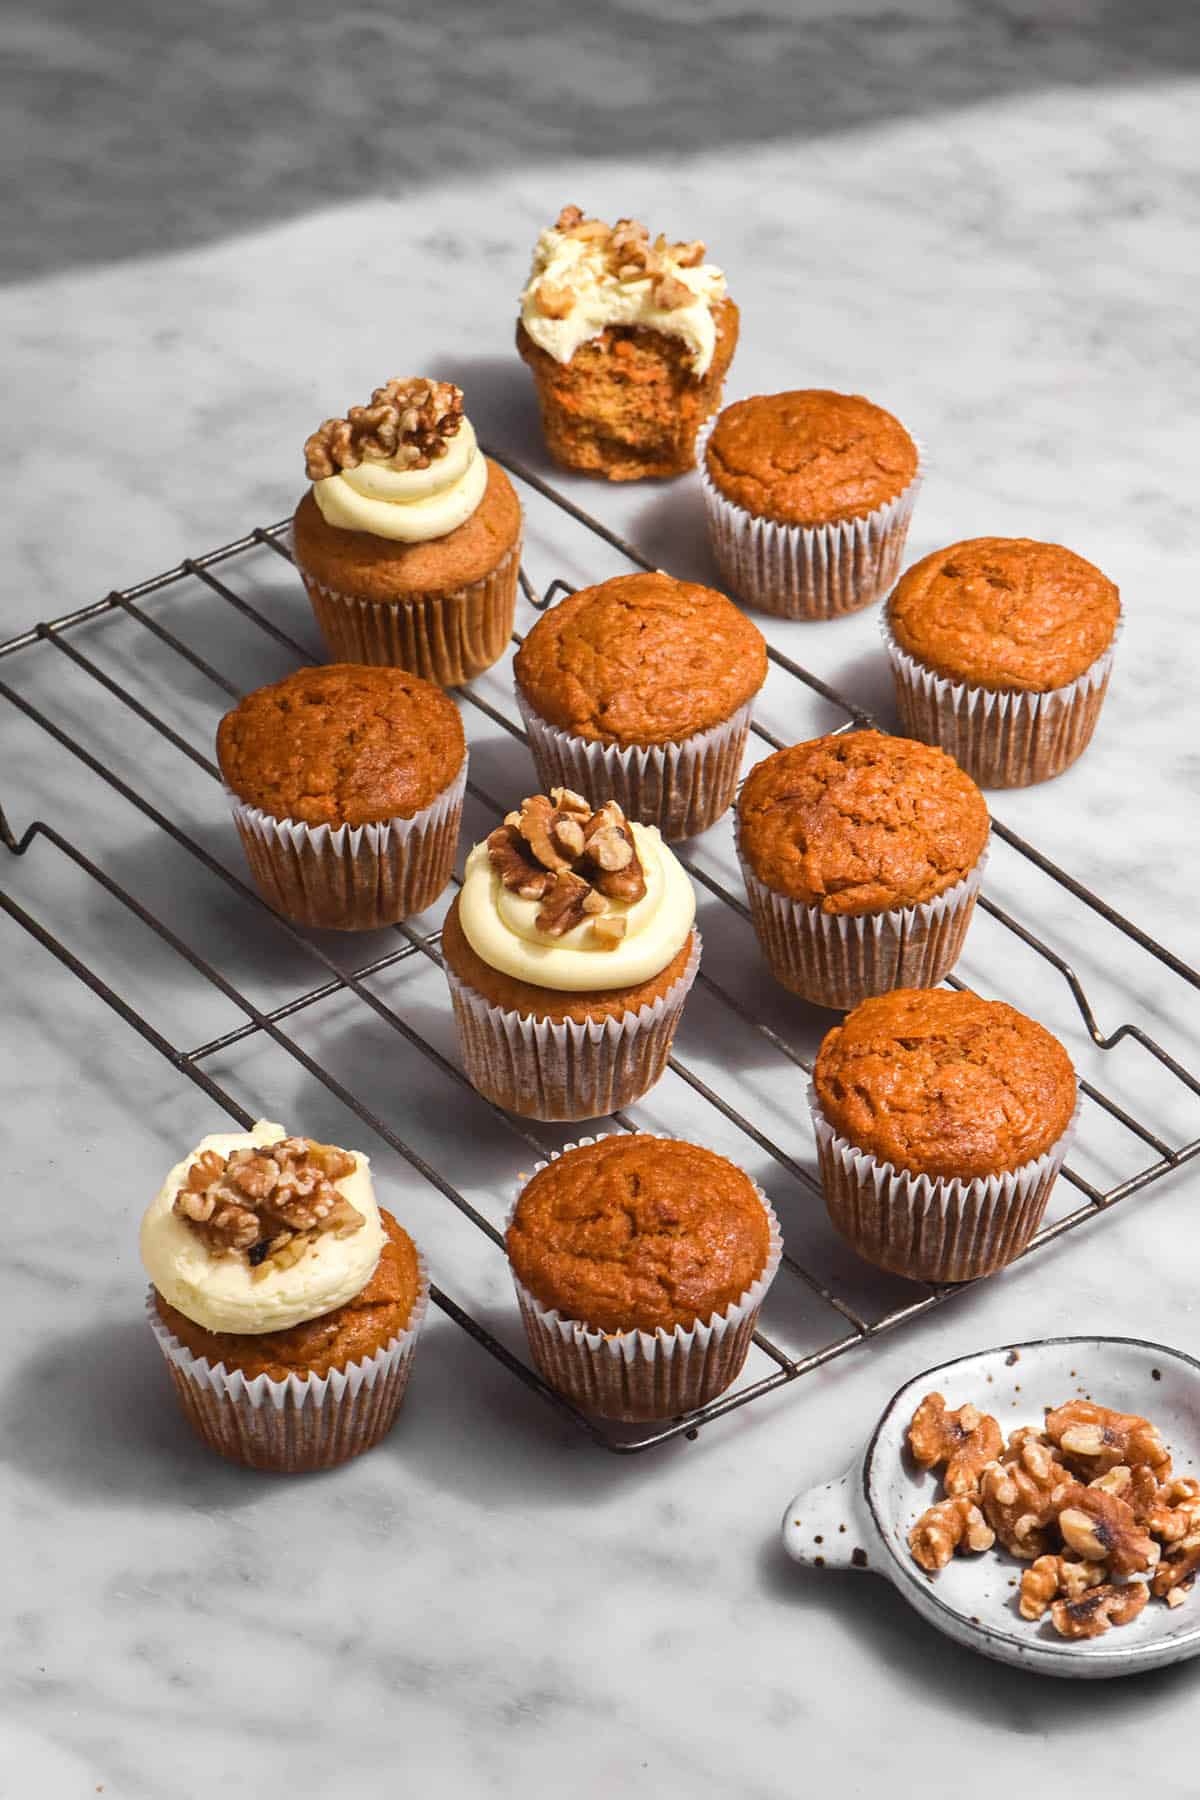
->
xmin=505 ymin=1134 xmax=784 ymax=1422
xmin=297 ymin=536 xmax=521 ymax=686
xmin=737 ymin=846 xmax=987 ymax=1011
xmin=145 ymin=1246 xmax=431 ymax=1473
xmin=445 ymin=931 xmax=702 ymax=1122
xmin=228 ymin=756 xmax=466 ymax=931
xmin=697 ymin=416 xmax=924 ymax=620
xmin=516 ymin=688 xmax=757 ymax=843
xmin=808 ymin=1086 xmax=1081 ymax=1283
xmin=881 ymin=612 xmax=1122 ymax=790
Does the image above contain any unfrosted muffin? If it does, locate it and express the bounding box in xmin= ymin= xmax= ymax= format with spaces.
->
xmin=293 ymin=377 xmax=522 ymax=684
xmin=699 ymin=389 xmax=921 ymax=618
xmin=517 ymin=205 xmax=739 ymax=480
xmin=440 ymin=788 xmax=699 ymax=1120
xmin=506 ymin=1134 xmax=781 ymax=1419
xmin=885 ymin=537 xmax=1121 ymax=787
xmin=810 ymin=989 xmax=1078 ymax=1281
xmin=142 ymin=1121 xmax=429 ymax=1469
xmin=217 ymin=663 xmax=466 ymax=929
xmin=514 ymin=570 xmax=767 ymax=839
xmin=736 ymin=730 xmax=989 ymax=1008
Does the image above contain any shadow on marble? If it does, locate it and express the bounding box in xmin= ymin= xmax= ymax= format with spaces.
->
xmin=432 ymin=352 xmax=545 ymax=470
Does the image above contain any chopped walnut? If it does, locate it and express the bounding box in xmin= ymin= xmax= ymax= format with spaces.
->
xmin=1051 ymin=1581 xmax=1149 ymax=1640
xmin=545 ymin=208 xmax=709 ymax=294
xmin=1019 ymin=1555 xmax=1108 ymax=1621
xmin=1045 ymin=1400 xmax=1171 ymax=1481
xmin=485 ymin=792 xmax=646 ymax=945
xmin=535 ymin=869 xmax=606 ymax=937
xmin=909 ymin=1497 xmax=995 ymax=1572
xmin=653 ymin=274 xmax=694 ymax=311
xmin=591 ymin=913 xmax=627 ymax=948
xmin=907 ymin=1393 xmax=1003 ymax=1497
xmin=485 ymin=824 xmax=553 ymax=901
xmin=174 ymin=1136 xmax=362 ymax=1278
xmin=535 ymin=281 xmax=577 ymax=320
xmin=979 ymin=1446 xmax=1072 ymax=1562
xmin=583 ymin=802 xmax=647 ymax=905
xmin=1054 ymin=1484 xmax=1157 ymax=1576
xmin=304 ymin=378 xmax=464 ymax=481
xmin=1152 ymin=1543 xmax=1200 ymax=1606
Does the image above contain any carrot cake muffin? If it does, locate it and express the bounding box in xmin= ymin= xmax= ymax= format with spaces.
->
xmin=514 ymin=570 xmax=767 ymax=840
xmin=885 ymin=537 xmax=1122 ymax=787
xmin=506 ymin=1134 xmax=781 ymax=1420
xmin=441 ymin=788 xmax=699 ymax=1120
xmin=736 ymin=730 xmax=989 ymax=1009
xmin=517 ymin=205 xmax=739 ymax=480
xmin=293 ymin=376 xmax=522 ymax=684
xmin=700 ymin=388 xmax=921 ymax=618
xmin=810 ymin=988 xmax=1078 ymax=1281
xmin=217 ymin=663 xmax=466 ymax=930
xmin=142 ymin=1120 xmax=429 ymax=1469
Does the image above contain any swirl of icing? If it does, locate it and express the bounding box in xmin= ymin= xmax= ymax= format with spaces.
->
xmin=313 ymin=416 xmax=487 ymax=542
xmin=458 ymin=822 xmax=695 ymax=991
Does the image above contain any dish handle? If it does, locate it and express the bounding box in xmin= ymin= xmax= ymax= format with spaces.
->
xmin=781 ymin=1465 xmax=879 ymax=1574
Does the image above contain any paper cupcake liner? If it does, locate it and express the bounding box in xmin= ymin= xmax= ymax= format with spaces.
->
xmin=229 ymin=758 xmax=466 ymax=931
xmin=882 ymin=615 xmax=1120 ymax=789
xmin=697 ymin=418 xmax=923 ymax=620
xmin=516 ymin=690 xmax=756 ymax=842
xmin=737 ymin=847 xmax=986 ymax=1011
xmin=445 ymin=931 xmax=701 ymax=1121
xmin=299 ymin=538 xmax=521 ymax=686
xmin=506 ymin=1134 xmax=783 ymax=1421
xmin=144 ymin=1249 xmax=431 ymax=1472
xmin=809 ymin=1086 xmax=1080 ymax=1282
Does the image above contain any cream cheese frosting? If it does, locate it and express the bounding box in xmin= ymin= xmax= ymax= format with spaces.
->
xmin=140 ymin=1120 xmax=386 ymax=1335
xmin=519 ymin=225 xmax=727 ymax=376
xmin=459 ymin=821 xmax=695 ymax=990
xmin=313 ymin=416 xmax=487 ymax=542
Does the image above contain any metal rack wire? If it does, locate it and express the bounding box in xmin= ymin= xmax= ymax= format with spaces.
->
xmin=2 ymin=446 xmax=1197 ymax=1454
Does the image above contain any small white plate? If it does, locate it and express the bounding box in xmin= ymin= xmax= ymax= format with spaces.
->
xmin=781 ymin=1336 xmax=1200 ymax=1678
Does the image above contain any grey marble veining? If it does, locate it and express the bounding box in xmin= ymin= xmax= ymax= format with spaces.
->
xmin=3 ymin=15 xmax=1200 ymax=1799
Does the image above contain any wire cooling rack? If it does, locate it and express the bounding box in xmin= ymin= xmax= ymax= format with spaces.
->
xmin=2 ymin=446 xmax=1198 ymax=1454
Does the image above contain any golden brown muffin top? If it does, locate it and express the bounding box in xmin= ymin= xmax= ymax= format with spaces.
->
xmin=888 ymin=537 xmax=1120 ymax=693
xmin=217 ymin=663 xmax=465 ymax=827
xmin=705 ymin=389 xmax=918 ymax=526
xmin=513 ymin=570 xmax=767 ymax=746
xmin=507 ymin=1135 xmax=771 ymax=1334
xmin=737 ymin=730 xmax=989 ymax=915
xmin=814 ymin=988 xmax=1077 ymax=1180
xmin=155 ymin=1210 xmax=422 ymax=1382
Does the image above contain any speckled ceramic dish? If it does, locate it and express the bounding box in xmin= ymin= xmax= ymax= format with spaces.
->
xmin=781 ymin=1337 xmax=1200 ymax=1678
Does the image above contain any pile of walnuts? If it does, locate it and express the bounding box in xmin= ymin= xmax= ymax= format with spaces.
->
xmin=174 ymin=1136 xmax=364 ymax=1279
xmin=533 ymin=205 xmax=708 ymax=320
xmin=486 ymin=789 xmax=645 ymax=945
xmin=906 ymin=1392 xmax=1199 ymax=1639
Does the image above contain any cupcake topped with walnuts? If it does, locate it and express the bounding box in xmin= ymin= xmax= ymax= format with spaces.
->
xmin=517 ymin=205 xmax=739 ymax=480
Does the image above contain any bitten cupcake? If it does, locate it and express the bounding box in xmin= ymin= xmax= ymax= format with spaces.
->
xmin=514 ymin=571 xmax=767 ymax=840
xmin=293 ymin=377 xmax=522 ymax=684
xmin=440 ymin=789 xmax=699 ymax=1120
xmin=700 ymin=389 xmax=921 ymax=619
xmin=517 ymin=205 xmax=739 ymax=480
xmin=217 ymin=663 xmax=466 ymax=931
xmin=736 ymin=730 xmax=989 ymax=1009
xmin=141 ymin=1121 xmax=429 ymax=1471
xmin=884 ymin=537 xmax=1122 ymax=787
xmin=810 ymin=989 xmax=1078 ymax=1282
xmin=506 ymin=1134 xmax=782 ymax=1420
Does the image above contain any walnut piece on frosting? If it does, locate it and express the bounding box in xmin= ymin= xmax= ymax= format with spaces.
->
xmin=485 ymin=790 xmax=646 ymax=943
xmin=532 ymin=207 xmax=710 ymax=320
xmin=174 ymin=1136 xmax=363 ymax=1280
xmin=304 ymin=378 xmax=464 ymax=481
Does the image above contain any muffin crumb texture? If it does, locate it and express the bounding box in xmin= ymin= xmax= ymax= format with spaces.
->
xmin=738 ymin=730 xmax=989 ymax=915
xmin=217 ymin=663 xmax=465 ymax=827
xmin=889 ymin=537 xmax=1120 ymax=692
xmin=515 ymin=571 xmax=767 ymax=746
xmin=706 ymin=390 xmax=918 ymax=526
xmin=814 ymin=988 xmax=1076 ymax=1179
xmin=507 ymin=1135 xmax=770 ymax=1334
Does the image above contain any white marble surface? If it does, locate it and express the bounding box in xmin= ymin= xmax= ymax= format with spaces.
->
xmin=3 ymin=15 xmax=1200 ymax=1797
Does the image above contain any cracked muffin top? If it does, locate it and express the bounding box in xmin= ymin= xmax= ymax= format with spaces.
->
xmin=705 ymin=389 xmax=918 ymax=526
xmin=737 ymin=730 xmax=988 ymax=915
xmin=814 ymin=988 xmax=1077 ymax=1179
xmin=513 ymin=570 xmax=767 ymax=745
xmin=217 ymin=663 xmax=465 ymax=827
xmin=506 ymin=1135 xmax=772 ymax=1334
xmin=888 ymin=537 xmax=1121 ymax=692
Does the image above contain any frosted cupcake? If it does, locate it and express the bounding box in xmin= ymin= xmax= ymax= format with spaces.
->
xmin=293 ymin=377 xmax=522 ymax=685
xmin=517 ymin=205 xmax=739 ymax=480
xmin=142 ymin=1121 xmax=429 ymax=1471
xmin=440 ymin=789 xmax=699 ymax=1120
